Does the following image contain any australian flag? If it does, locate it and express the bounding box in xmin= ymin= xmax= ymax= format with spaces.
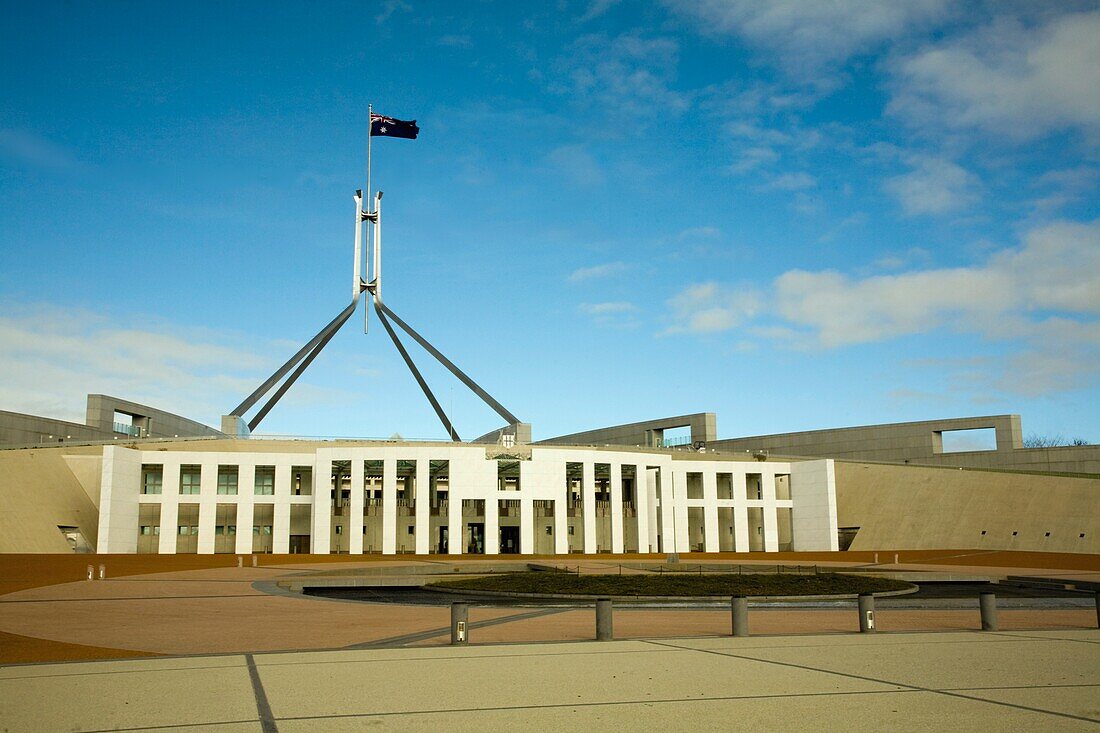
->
xmin=370 ymin=112 xmax=419 ymax=139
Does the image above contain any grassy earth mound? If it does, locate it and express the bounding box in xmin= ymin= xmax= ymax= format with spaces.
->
xmin=429 ymin=571 xmax=912 ymax=597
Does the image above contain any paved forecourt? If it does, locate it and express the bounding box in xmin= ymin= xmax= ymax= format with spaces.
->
xmin=1 ymin=629 xmax=1098 ymax=732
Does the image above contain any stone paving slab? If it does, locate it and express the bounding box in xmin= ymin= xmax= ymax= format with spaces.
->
xmin=0 ymin=631 xmax=1097 ymax=732
xmin=0 ymin=655 xmax=258 ymax=732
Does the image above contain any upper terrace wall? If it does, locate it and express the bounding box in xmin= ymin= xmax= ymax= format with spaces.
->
xmin=1 ymin=395 xmax=222 ymax=448
xmin=711 ymin=415 xmax=1100 ymax=474
xmin=538 ymin=413 xmax=716 ymax=448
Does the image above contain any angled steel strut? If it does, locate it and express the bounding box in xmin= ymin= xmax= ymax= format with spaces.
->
xmin=374 ymin=299 xmax=520 ymax=427
xmin=373 ymin=300 xmax=460 ymax=441
xmin=226 ymin=187 xmax=521 ymax=437
xmin=228 ymin=297 xmax=359 ymax=427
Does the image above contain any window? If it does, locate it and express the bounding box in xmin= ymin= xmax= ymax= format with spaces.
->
xmin=180 ymin=465 xmax=201 ymax=495
xmin=292 ymin=466 xmax=312 ymax=496
xmin=141 ymin=465 xmax=163 ymax=495
xmin=217 ymin=466 xmax=238 ymax=495
xmin=255 ymin=466 xmax=275 ymax=495
xmin=140 ymin=526 xmax=153 ymax=535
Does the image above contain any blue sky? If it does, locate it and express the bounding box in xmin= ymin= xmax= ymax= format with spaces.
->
xmin=1 ymin=1 xmax=1097 ymax=443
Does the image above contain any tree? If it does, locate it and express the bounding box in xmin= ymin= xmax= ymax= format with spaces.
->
xmin=1024 ymin=434 xmax=1090 ymax=448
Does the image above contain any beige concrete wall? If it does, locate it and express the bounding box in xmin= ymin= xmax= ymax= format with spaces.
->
xmin=85 ymin=395 xmax=222 ymax=439
xmin=2 ymin=395 xmax=222 ymax=448
xmin=712 ymin=415 xmax=1099 ymax=475
xmin=0 ymin=447 xmax=102 ymax=553
xmin=539 ymin=413 xmax=716 ymax=448
xmin=0 ymin=410 xmax=110 ymax=447
xmin=835 ymin=461 xmax=1099 ymax=554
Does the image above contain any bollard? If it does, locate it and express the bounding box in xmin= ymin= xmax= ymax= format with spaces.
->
xmin=873 ymin=552 xmax=878 ymax=564
xmin=237 ymin=556 xmax=243 ymax=568
xmin=893 ymin=553 xmax=899 ymax=564
xmin=87 ymin=565 xmax=94 ymax=581
xmin=251 ymin=555 xmax=257 ymax=567
xmin=450 ymin=603 xmax=469 ymax=645
xmin=858 ymin=594 xmax=875 ymax=633
xmin=98 ymin=564 xmax=106 ymax=580
xmin=731 ymin=596 xmax=749 ymax=637
xmin=979 ymin=592 xmax=998 ymax=631
xmin=596 ymin=598 xmax=614 ymax=641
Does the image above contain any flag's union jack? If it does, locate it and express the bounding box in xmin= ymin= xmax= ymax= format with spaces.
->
xmin=370 ymin=113 xmax=419 ymax=139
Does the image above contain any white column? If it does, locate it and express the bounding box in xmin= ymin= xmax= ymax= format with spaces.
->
xmin=158 ymin=460 xmax=180 ymax=554
xmin=270 ymin=464 xmax=290 ymax=554
xmin=485 ymin=495 xmax=500 ymax=555
xmin=553 ymin=494 xmax=568 ymax=555
xmin=447 ymin=476 xmax=463 ymax=555
xmin=634 ymin=465 xmax=650 ymax=554
xmin=519 ymin=497 xmax=533 ymax=554
xmin=762 ymin=469 xmax=779 ymax=552
xmin=382 ymin=457 xmax=397 ymax=554
xmin=415 ymin=458 xmax=430 ymax=554
xmin=658 ymin=466 xmax=676 ymax=553
xmin=348 ymin=458 xmax=365 ymax=554
xmin=733 ymin=470 xmax=750 ymax=553
xmin=312 ymin=458 xmax=331 ymax=554
xmin=646 ymin=467 xmax=659 ymax=553
xmin=582 ymin=461 xmax=596 ymax=554
xmin=703 ymin=470 xmax=719 ymax=553
xmin=610 ymin=463 xmax=624 ymax=554
xmin=197 ymin=507 xmax=216 ymax=554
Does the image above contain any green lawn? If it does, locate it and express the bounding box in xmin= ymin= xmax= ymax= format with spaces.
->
xmin=429 ymin=571 xmax=912 ymax=597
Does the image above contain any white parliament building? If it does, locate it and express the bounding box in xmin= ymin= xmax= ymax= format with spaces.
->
xmin=96 ymin=440 xmax=838 ymax=556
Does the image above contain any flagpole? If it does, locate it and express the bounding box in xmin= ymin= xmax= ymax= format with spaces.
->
xmin=365 ymin=103 xmax=373 ymax=333
xmin=367 ymin=103 xmax=373 ymax=213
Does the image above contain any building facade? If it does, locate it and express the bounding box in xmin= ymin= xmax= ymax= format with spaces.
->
xmin=97 ymin=443 xmax=839 ymax=555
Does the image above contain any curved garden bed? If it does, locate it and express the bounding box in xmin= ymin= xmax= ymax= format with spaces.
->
xmin=428 ymin=571 xmax=913 ymax=598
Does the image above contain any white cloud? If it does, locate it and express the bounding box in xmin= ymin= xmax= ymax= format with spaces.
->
xmin=555 ymin=33 xmax=689 ymax=123
xmin=758 ymin=171 xmax=817 ymax=191
xmin=665 ymin=282 xmax=760 ymax=334
xmin=888 ymin=10 xmax=1100 ymax=141
xmin=774 ymin=267 xmax=1013 ymax=347
xmin=568 ymin=261 xmax=629 ymax=282
xmin=1030 ymin=166 xmax=1099 ymax=213
xmin=726 ymin=146 xmax=779 ymax=174
xmin=0 ymin=128 xmax=83 ymax=171
xmin=669 ymin=219 xmax=1100 ymax=396
xmin=437 ymin=35 xmax=472 ymax=48
xmin=546 ymin=144 xmax=604 ymax=186
xmin=670 ymin=0 xmax=950 ymax=85
xmin=772 ymin=220 xmax=1100 ymax=346
xmin=578 ymin=0 xmax=621 ymax=22
xmin=884 ymin=156 xmax=980 ymax=216
xmin=375 ymin=0 xmax=411 ymax=24
xmin=677 ymin=226 xmax=721 ymax=240
xmin=0 ymin=303 xmax=277 ymax=427
xmin=580 ymin=301 xmax=636 ymax=315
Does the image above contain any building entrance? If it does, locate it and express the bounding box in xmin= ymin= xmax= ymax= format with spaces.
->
xmin=438 ymin=526 xmax=449 ymax=554
xmin=466 ymin=523 xmax=484 ymax=554
xmin=499 ymin=525 xmax=520 ymax=554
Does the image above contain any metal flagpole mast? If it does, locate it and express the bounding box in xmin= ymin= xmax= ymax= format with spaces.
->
xmin=365 ymin=103 xmax=373 ymax=332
